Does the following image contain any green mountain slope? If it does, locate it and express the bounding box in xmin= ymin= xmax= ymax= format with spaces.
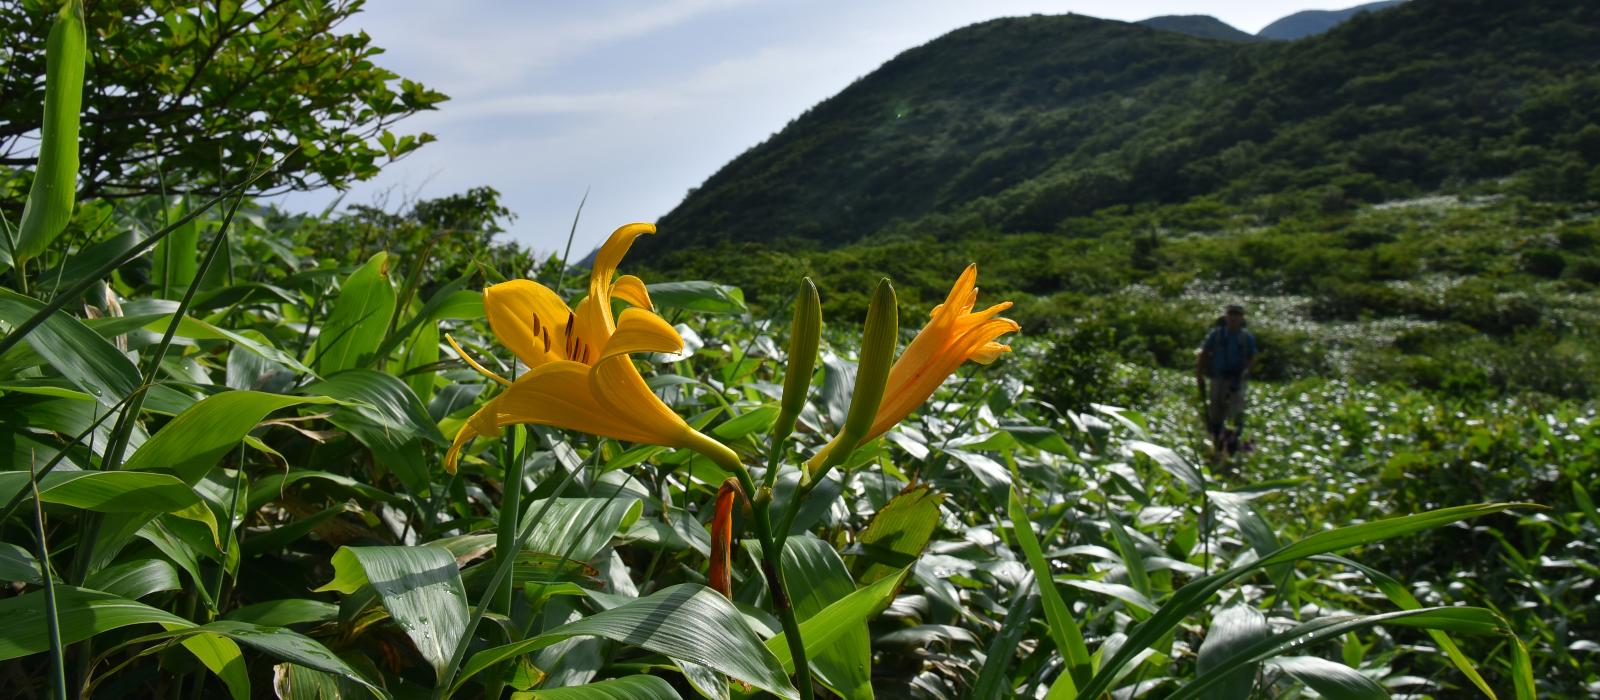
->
xmin=1138 ymin=14 xmax=1260 ymax=42
xmin=1257 ymin=0 xmax=1405 ymax=40
xmin=648 ymin=0 xmax=1600 ymax=268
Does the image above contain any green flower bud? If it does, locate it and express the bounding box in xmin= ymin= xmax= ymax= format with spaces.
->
xmin=808 ymin=278 xmax=896 ymax=483
xmin=772 ymin=277 xmax=822 ymax=443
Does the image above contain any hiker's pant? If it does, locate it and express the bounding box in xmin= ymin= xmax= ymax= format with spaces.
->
xmin=1208 ymin=376 xmax=1246 ymax=435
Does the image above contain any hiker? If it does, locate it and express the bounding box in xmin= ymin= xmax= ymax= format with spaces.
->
xmin=1196 ymin=304 xmax=1258 ymax=457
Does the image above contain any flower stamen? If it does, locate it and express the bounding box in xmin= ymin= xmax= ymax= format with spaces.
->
xmin=445 ymin=333 xmax=512 ymax=387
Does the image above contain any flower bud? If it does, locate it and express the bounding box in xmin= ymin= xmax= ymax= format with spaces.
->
xmin=708 ymin=478 xmax=742 ymax=599
xmin=808 ymin=278 xmax=896 ymax=482
xmin=772 ymin=277 xmax=822 ymax=443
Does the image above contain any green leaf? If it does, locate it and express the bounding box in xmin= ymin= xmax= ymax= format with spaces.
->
xmin=0 ymin=541 xmax=43 ymax=584
xmin=776 ymin=535 xmax=872 ymax=699
xmin=765 ymin=566 xmax=909 ymax=676
xmin=140 ymin=313 xmax=315 ymax=376
xmin=123 ymin=390 xmax=344 ymax=483
xmin=851 ymin=485 xmax=943 ymax=585
xmin=511 ymin=675 xmax=684 ymax=699
xmin=0 ymin=289 xmax=140 ymax=410
xmin=1195 ymin=605 xmax=1268 ymax=700
xmin=311 ymin=252 xmax=397 ymax=373
xmin=9 ymin=0 xmax=86 ymax=265
xmin=93 ymin=391 xmax=342 ymax=570
xmin=124 ymin=619 xmax=387 ymax=698
xmin=644 ymin=281 xmax=747 ymax=314
xmin=1268 ymin=656 xmax=1387 ymax=700
xmin=1169 ymin=607 xmax=1509 ymax=700
xmin=83 ymin=558 xmax=180 ymax=600
xmin=971 ymin=573 xmax=1038 ymax=699
xmin=457 ymin=584 xmax=796 ymax=699
xmin=1008 ymin=487 xmax=1091 ymax=692
xmin=179 ymin=633 xmax=251 ymax=700
xmin=314 ymin=545 xmax=468 ymax=683
xmin=153 ymin=201 xmax=200 ymax=298
xmin=225 ymin=599 xmax=340 ymax=628
xmin=0 ymin=585 xmax=188 ymax=660
xmin=1316 ymin=555 xmax=1495 ymax=699
xmin=1074 ymin=502 xmax=1531 ymax=700
xmin=520 ymin=497 xmax=645 ymax=564
xmin=0 ymin=471 xmax=218 ymax=545
xmin=305 ymin=369 xmax=444 ymax=492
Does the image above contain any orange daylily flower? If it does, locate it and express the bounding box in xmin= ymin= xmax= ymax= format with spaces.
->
xmin=445 ymin=223 xmax=737 ymax=473
xmin=808 ymin=264 xmax=1018 ymax=470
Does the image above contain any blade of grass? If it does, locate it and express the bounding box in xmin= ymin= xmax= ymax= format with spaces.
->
xmin=553 ymin=187 xmax=588 ymax=293
xmin=30 ymin=455 xmax=69 ymax=700
xmin=1008 ymin=486 xmax=1092 ymax=693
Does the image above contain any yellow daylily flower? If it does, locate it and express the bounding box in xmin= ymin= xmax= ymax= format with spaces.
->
xmin=445 ymin=223 xmax=738 ymax=474
xmin=808 ymin=264 xmax=1018 ymax=471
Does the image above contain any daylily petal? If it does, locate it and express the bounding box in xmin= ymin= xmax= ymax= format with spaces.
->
xmin=590 ymin=223 xmax=657 ymax=314
xmin=445 ymin=402 xmax=503 ymax=473
xmin=500 ymin=361 xmax=666 ymax=443
xmin=484 ymin=280 xmax=572 ymax=368
xmin=599 ymin=307 xmax=683 ymax=364
xmin=590 ymin=353 xmax=694 ymax=448
xmin=611 ymin=274 xmax=653 ymax=310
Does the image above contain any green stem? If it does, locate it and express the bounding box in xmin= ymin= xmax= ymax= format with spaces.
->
xmin=693 ymin=434 xmax=813 ymax=700
xmin=29 ymin=459 xmax=68 ymax=700
xmin=492 ymin=427 xmax=525 ymax=615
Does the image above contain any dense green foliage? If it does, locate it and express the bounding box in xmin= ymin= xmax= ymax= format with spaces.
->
xmin=0 ymin=0 xmax=445 ymax=210
xmin=650 ymin=0 xmax=1600 ymax=256
xmin=1 ymin=0 xmax=1596 ymax=698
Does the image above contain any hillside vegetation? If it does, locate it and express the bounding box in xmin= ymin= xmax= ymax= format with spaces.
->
xmin=650 ymin=0 xmax=1600 ymax=258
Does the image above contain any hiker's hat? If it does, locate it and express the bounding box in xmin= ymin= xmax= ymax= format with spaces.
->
xmin=1225 ymin=304 xmax=1245 ymax=315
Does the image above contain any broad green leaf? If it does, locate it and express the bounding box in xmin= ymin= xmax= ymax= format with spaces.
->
xmin=315 ymin=545 xmax=468 ymax=683
xmin=311 ymin=252 xmax=396 ymax=373
xmin=521 ymin=497 xmax=645 ymax=564
xmin=1074 ymin=502 xmax=1530 ymax=700
xmin=851 ymin=485 xmax=943 ymax=584
xmin=121 ymin=619 xmax=387 ymax=698
xmin=9 ymin=0 xmax=85 ymax=264
xmin=1126 ymin=440 xmax=1203 ymax=492
xmin=180 ymin=633 xmax=251 ymax=700
xmin=93 ymin=392 xmax=342 ymax=570
xmin=122 ymin=390 xmax=344 ymax=483
xmin=225 ymin=599 xmax=340 ymax=628
xmin=306 ymin=369 xmax=444 ymax=491
xmin=1008 ymin=487 xmax=1091 ymax=692
xmin=511 ymin=675 xmax=683 ymax=699
xmin=766 ymin=566 xmax=910 ymax=675
xmin=83 ymin=558 xmax=180 ymax=600
xmin=153 ymin=200 xmax=200 ymax=298
xmin=0 ymin=289 xmax=139 ymax=409
xmin=139 ymin=313 xmax=314 ymax=376
xmin=1268 ymin=656 xmax=1386 ymax=700
xmin=1195 ymin=605 xmax=1268 ymax=700
xmin=457 ymin=584 xmax=796 ymax=699
xmin=644 ymin=281 xmax=747 ymax=314
xmin=770 ymin=535 xmax=872 ymax=699
xmin=0 ymin=585 xmax=189 ymax=660
xmin=0 ymin=541 xmax=43 ymax=584
xmin=0 ymin=471 xmax=218 ymax=545
xmin=246 ymin=469 xmax=403 ymax=513
xmin=711 ymin=403 xmax=779 ymax=440
xmin=402 ymin=317 xmax=440 ymax=406
xmin=1169 ymin=607 xmax=1509 ymax=700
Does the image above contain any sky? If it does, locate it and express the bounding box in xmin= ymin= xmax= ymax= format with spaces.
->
xmin=280 ymin=1 xmax=1363 ymax=258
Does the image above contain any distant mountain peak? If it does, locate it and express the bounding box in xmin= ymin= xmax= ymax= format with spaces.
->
xmin=1137 ymin=15 xmax=1260 ymax=43
xmin=1256 ymin=0 xmax=1406 ymax=40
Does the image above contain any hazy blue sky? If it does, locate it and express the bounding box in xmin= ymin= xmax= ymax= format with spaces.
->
xmin=282 ymin=1 xmax=1369 ymax=257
